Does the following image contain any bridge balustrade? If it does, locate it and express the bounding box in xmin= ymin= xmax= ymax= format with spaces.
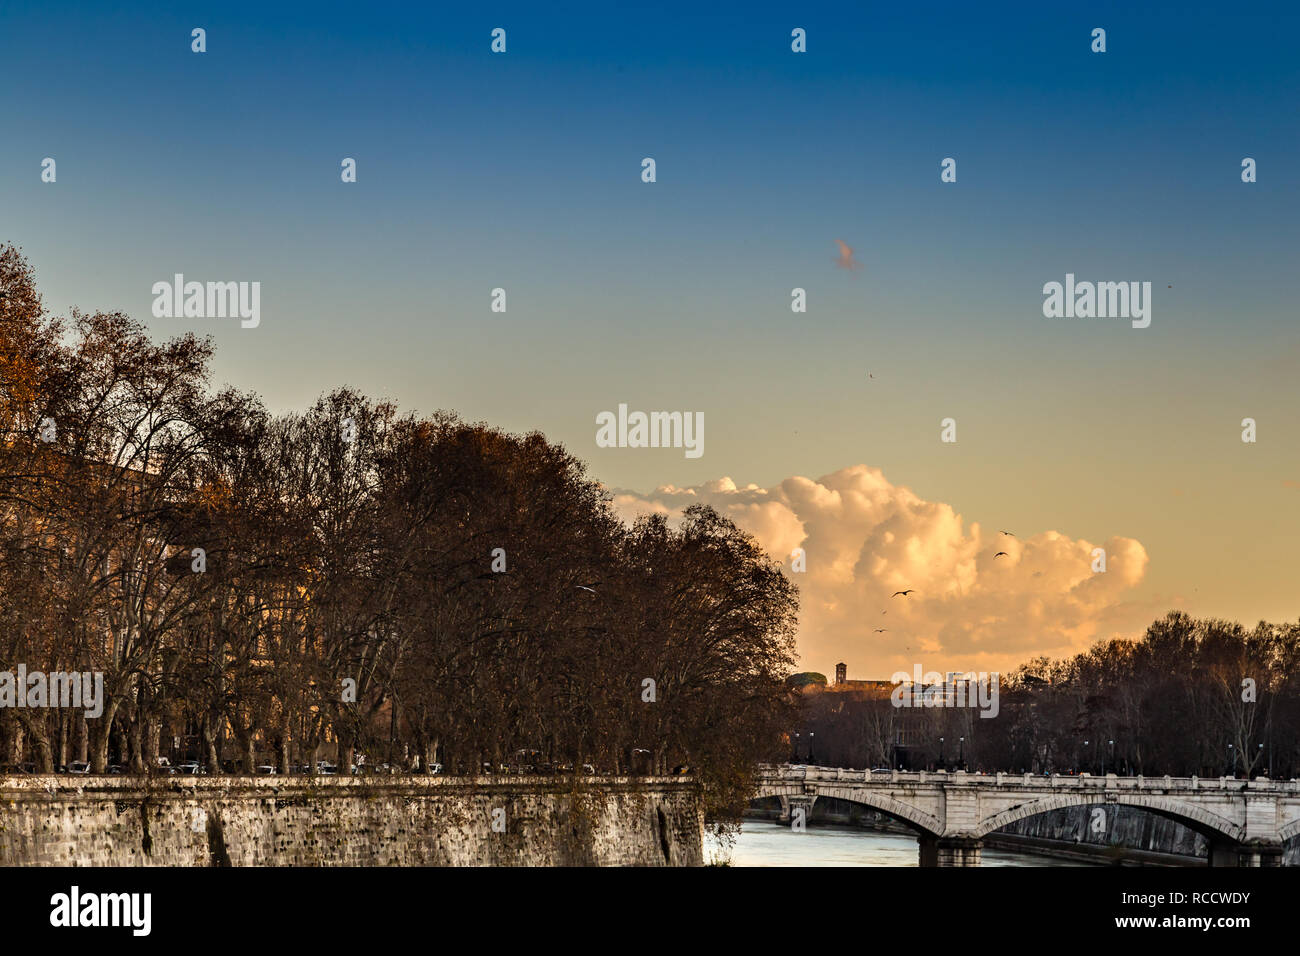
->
xmin=761 ymin=764 xmax=1299 ymax=793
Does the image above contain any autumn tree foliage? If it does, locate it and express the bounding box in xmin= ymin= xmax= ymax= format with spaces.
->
xmin=797 ymin=610 xmax=1300 ymax=779
xmin=0 ymin=245 xmax=796 ymax=822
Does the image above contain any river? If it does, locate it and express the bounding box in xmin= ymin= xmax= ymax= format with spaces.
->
xmin=707 ymin=819 xmax=1096 ymax=866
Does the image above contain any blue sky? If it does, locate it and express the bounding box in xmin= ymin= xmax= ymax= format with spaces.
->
xmin=3 ymin=0 xmax=1297 ymax=663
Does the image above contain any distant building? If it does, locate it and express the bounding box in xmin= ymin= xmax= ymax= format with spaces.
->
xmin=802 ymin=662 xmax=894 ymax=700
xmin=797 ymin=663 xmax=924 ymax=768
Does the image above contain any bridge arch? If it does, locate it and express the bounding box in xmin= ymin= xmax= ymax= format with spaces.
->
xmin=752 ymin=784 xmax=942 ymax=837
xmin=974 ymin=793 xmax=1244 ymax=842
xmin=1276 ymin=817 xmax=1300 ymax=844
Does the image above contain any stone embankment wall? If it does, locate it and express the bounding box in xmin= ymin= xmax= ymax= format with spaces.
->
xmin=0 ymin=775 xmax=704 ymax=866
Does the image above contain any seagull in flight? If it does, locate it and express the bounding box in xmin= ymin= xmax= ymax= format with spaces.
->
xmin=874 ymin=628 xmax=888 ymax=633
xmin=833 ymin=239 xmax=862 ymax=272
xmin=994 ymin=552 xmax=1008 ymax=558
xmin=999 ymin=530 xmax=1015 ymax=537
xmin=892 ymin=589 xmax=915 ymax=598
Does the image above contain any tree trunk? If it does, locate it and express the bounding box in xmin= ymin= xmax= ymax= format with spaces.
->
xmin=230 ymin=720 xmax=256 ymax=773
xmin=144 ymin=715 xmax=161 ymax=768
xmin=128 ymin=711 xmax=146 ymax=774
xmin=0 ymin=711 xmax=19 ymax=765
xmin=89 ymin=697 xmax=122 ymax=773
xmin=56 ymin=711 xmax=69 ymax=769
xmin=278 ymin=713 xmax=291 ymax=774
xmin=16 ymin=711 xmax=53 ymax=773
xmin=338 ymin=739 xmax=355 ymax=775
xmin=201 ymin=712 xmax=221 ymax=773
xmin=76 ymin=715 xmax=89 ymax=763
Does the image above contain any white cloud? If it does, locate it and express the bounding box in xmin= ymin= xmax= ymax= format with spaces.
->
xmin=611 ymin=464 xmax=1150 ymax=677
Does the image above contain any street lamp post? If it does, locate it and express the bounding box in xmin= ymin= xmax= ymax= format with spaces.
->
xmin=939 ymin=737 xmax=945 ymax=771
xmin=959 ymin=736 xmax=965 ymax=771
xmin=1105 ymin=739 xmax=1114 ymax=776
xmin=1083 ymin=740 xmax=1090 ymax=775
xmin=1259 ymin=743 xmax=1265 ymax=779
xmin=809 ymin=732 xmax=815 ymax=765
xmin=1227 ymin=743 xmax=1235 ymax=778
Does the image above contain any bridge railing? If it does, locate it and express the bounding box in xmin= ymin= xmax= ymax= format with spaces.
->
xmin=760 ymin=764 xmax=1300 ymax=793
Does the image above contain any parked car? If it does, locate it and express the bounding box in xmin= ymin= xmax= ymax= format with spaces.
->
xmin=255 ymin=765 xmax=278 ymax=775
xmin=68 ymin=761 xmax=91 ymax=775
xmin=177 ymin=761 xmax=202 ymax=775
xmin=317 ymin=763 xmax=338 ymax=775
xmin=515 ymin=750 xmax=543 ymax=774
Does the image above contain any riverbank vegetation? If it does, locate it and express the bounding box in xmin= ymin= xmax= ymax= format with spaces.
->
xmin=798 ymin=611 xmax=1300 ymax=778
xmin=0 ymin=244 xmax=798 ymax=825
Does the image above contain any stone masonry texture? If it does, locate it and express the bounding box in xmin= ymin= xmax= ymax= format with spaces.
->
xmin=0 ymin=775 xmax=705 ymax=866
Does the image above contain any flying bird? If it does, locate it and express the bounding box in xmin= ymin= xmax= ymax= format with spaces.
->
xmin=874 ymin=628 xmax=888 ymax=633
xmin=994 ymin=552 xmax=1008 ymax=558
xmin=999 ymin=530 xmax=1015 ymax=537
xmin=575 ymin=585 xmax=597 ymax=593
xmin=833 ymin=239 xmax=862 ymax=272
xmin=892 ymin=589 xmax=915 ymax=597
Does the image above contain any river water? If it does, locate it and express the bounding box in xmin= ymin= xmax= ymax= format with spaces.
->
xmin=707 ymin=819 xmax=1094 ymax=866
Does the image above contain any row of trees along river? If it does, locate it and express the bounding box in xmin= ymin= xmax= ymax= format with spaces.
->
xmin=0 ymin=243 xmax=798 ymax=826
xmin=797 ymin=610 xmax=1300 ymax=779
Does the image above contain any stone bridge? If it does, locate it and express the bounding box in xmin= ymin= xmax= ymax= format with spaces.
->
xmin=754 ymin=764 xmax=1300 ymax=866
